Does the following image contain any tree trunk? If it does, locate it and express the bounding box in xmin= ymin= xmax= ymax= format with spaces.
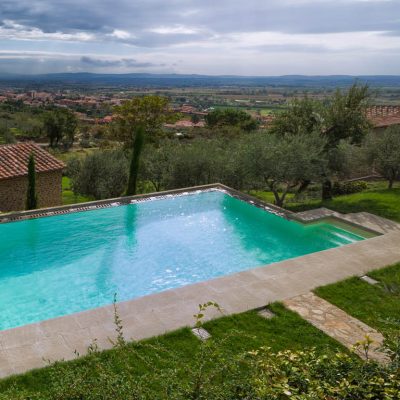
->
xmin=271 ymin=190 xmax=279 ymax=206
xmin=322 ymin=179 xmax=333 ymax=200
xmin=272 ymin=190 xmax=287 ymax=208
xmin=297 ymin=179 xmax=311 ymax=194
xmin=388 ymin=177 xmax=394 ymax=190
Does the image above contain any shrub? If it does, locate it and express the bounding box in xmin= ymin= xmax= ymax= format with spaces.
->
xmin=248 ymin=345 xmax=400 ymax=399
xmin=68 ymin=149 xmax=129 ymax=200
xmin=332 ymin=180 xmax=368 ymax=196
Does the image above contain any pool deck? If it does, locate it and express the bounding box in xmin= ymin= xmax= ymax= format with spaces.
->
xmin=0 ymin=185 xmax=400 ymax=378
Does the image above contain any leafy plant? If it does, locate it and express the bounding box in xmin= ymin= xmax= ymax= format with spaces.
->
xmin=332 ymin=180 xmax=368 ymax=195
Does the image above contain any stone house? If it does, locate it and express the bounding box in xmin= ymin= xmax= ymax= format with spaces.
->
xmin=0 ymin=142 xmax=65 ymax=212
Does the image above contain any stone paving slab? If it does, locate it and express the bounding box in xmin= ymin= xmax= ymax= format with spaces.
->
xmin=296 ymin=208 xmax=400 ymax=234
xmin=0 ymin=229 xmax=398 ymax=378
xmin=284 ymin=292 xmax=388 ymax=363
xmin=340 ymin=212 xmax=400 ymax=234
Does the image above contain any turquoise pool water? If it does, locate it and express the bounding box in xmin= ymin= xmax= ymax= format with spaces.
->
xmin=0 ymin=190 xmax=365 ymax=330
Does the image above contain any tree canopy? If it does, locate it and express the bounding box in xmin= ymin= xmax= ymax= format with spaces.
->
xmin=205 ymin=108 xmax=258 ymax=132
xmin=244 ymin=132 xmax=327 ymax=206
xmin=43 ymin=108 xmax=78 ymax=148
xmin=268 ymin=84 xmax=371 ymax=199
xmin=112 ymin=96 xmax=174 ymax=146
xmin=269 ymin=97 xmax=323 ymax=136
xmin=366 ymin=126 xmax=400 ymax=189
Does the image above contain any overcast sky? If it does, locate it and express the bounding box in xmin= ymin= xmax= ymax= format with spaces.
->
xmin=0 ymin=0 xmax=399 ymax=75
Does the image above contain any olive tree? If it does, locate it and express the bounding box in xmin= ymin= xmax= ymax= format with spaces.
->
xmin=140 ymin=142 xmax=175 ymax=192
xmin=321 ymin=84 xmax=371 ymax=199
xmin=269 ymin=84 xmax=371 ymax=200
xmin=269 ymin=97 xmax=323 ymax=137
xmin=244 ymin=132 xmax=327 ymax=207
xmin=166 ymin=140 xmax=220 ymax=189
xmin=68 ymin=149 xmax=129 ymax=199
xmin=366 ymin=126 xmax=400 ymax=189
xmin=43 ymin=108 xmax=78 ymax=149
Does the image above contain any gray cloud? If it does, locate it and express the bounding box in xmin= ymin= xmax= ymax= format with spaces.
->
xmin=80 ymin=56 xmax=161 ymax=68
xmin=0 ymin=1 xmax=399 ymax=75
xmin=0 ymin=53 xmax=168 ymax=74
xmin=0 ymin=0 xmax=399 ymax=48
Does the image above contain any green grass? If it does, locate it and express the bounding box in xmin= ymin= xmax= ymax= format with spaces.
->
xmin=315 ymin=263 xmax=400 ymax=335
xmin=0 ymin=303 xmax=344 ymax=397
xmin=51 ymin=147 xmax=99 ymax=163
xmin=251 ymin=181 xmax=400 ymax=223
xmin=62 ymin=176 xmax=92 ymax=205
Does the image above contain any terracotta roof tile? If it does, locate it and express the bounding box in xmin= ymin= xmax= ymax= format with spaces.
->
xmin=0 ymin=142 xmax=65 ymax=181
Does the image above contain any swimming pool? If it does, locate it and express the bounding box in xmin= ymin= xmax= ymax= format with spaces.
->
xmin=0 ymin=189 xmax=367 ymax=330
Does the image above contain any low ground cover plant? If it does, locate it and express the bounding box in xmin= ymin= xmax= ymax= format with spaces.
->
xmin=0 ymin=302 xmax=399 ymax=399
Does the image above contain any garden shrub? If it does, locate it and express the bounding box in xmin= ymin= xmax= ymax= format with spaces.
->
xmin=332 ymin=180 xmax=368 ymax=196
xmin=67 ymin=149 xmax=129 ymax=199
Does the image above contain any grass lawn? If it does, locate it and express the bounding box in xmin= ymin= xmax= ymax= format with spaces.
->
xmin=251 ymin=181 xmax=400 ymax=223
xmin=315 ymin=263 xmax=400 ymax=335
xmin=62 ymin=176 xmax=92 ymax=205
xmin=53 ymin=147 xmax=99 ymax=163
xmin=0 ymin=303 xmax=344 ymax=397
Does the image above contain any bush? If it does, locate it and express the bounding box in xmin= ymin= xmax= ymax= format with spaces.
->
xmin=248 ymin=344 xmax=400 ymax=399
xmin=332 ymin=180 xmax=368 ymax=196
xmin=67 ymin=149 xmax=129 ymax=199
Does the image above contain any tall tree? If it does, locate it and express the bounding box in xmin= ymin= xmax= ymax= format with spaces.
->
xmin=269 ymin=97 xmax=324 ymax=194
xmin=26 ymin=153 xmax=38 ymax=210
xmin=126 ymin=126 xmax=145 ymax=196
xmin=112 ymin=96 xmax=173 ymax=147
xmin=321 ymin=84 xmax=371 ymax=199
xmin=43 ymin=109 xmax=78 ymax=148
xmin=113 ymin=96 xmax=175 ymax=196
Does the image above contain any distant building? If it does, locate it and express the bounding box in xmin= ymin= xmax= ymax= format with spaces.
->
xmin=0 ymin=143 xmax=65 ymax=212
xmin=367 ymin=106 xmax=400 ymax=133
xmin=164 ymin=120 xmax=205 ymax=129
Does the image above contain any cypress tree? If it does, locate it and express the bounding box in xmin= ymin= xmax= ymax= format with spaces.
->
xmin=126 ymin=126 xmax=145 ymax=196
xmin=26 ymin=153 xmax=38 ymax=210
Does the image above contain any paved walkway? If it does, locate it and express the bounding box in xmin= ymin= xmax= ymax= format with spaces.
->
xmin=284 ymin=292 xmax=387 ymax=362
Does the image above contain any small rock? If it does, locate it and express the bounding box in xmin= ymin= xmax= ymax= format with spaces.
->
xmin=258 ymin=308 xmax=275 ymax=319
xmin=360 ymin=275 xmax=379 ymax=285
xmin=191 ymin=327 xmax=211 ymax=341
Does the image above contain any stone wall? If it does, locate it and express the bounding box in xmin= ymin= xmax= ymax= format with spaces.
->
xmin=0 ymin=170 xmax=63 ymax=212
